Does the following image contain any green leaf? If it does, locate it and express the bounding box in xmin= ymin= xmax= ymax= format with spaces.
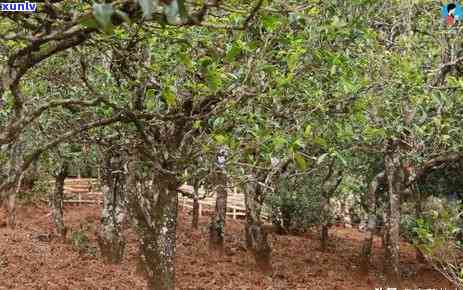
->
xmin=287 ymin=49 xmax=304 ymax=72
xmin=200 ymin=57 xmax=213 ymax=68
xmin=93 ymin=3 xmax=114 ymax=33
xmin=179 ymin=52 xmax=193 ymax=70
xmin=334 ymin=151 xmax=347 ymax=166
xmin=272 ymin=136 xmax=287 ymax=151
xmin=314 ymin=136 xmax=328 ymax=148
xmin=213 ymin=117 xmax=225 ymax=129
xmin=206 ymin=66 xmax=222 ymax=92
xmin=145 ymin=98 xmax=156 ymax=111
xmin=294 ymin=153 xmax=307 ymax=170
xmin=364 ymin=127 xmax=386 ymax=140
xmin=262 ymin=15 xmax=280 ymax=32
xmin=193 ymin=120 xmax=202 ymax=129
xmin=214 ymin=134 xmax=227 ymax=145
xmin=162 ymin=87 xmax=177 ymax=107
xmin=226 ymin=43 xmax=242 ymax=62
xmin=304 ymin=124 xmax=312 ymax=138
xmin=292 ymin=138 xmax=305 ymax=149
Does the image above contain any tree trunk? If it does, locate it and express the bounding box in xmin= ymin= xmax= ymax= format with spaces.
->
xmin=384 ymin=146 xmax=402 ymax=285
xmin=360 ymin=171 xmax=384 ymax=271
xmin=22 ymin=160 xmax=39 ymax=190
xmin=271 ymin=206 xmax=290 ymax=235
xmin=97 ymin=150 xmax=127 ymax=264
xmin=414 ymin=186 xmax=426 ymax=263
xmin=244 ymin=180 xmax=272 ymax=274
xmin=209 ymin=168 xmax=227 ymax=252
xmin=320 ymin=160 xmax=343 ymax=251
xmin=320 ymin=194 xmax=330 ymax=252
xmin=127 ymin=157 xmax=178 ymax=290
xmin=5 ymin=193 xmax=16 ymax=228
xmin=4 ymin=142 xmax=22 ymax=228
xmin=192 ymin=181 xmax=199 ymax=230
xmin=321 ymin=223 xmax=329 ymax=251
xmin=50 ymin=161 xmax=68 ymax=237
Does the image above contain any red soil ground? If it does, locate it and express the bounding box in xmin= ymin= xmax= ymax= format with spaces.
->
xmin=0 ymin=202 xmax=454 ymax=290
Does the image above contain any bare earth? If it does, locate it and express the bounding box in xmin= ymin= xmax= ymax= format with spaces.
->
xmin=0 ymin=202 xmax=454 ymax=290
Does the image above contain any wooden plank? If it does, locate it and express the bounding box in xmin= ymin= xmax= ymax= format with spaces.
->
xmin=86 ymin=192 xmax=103 ymax=196
xmin=63 ymin=199 xmax=102 ymax=204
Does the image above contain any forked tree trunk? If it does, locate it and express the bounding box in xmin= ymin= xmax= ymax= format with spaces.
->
xmin=384 ymin=146 xmax=402 ymax=285
xmin=360 ymin=171 xmax=384 ymax=271
xmin=209 ymin=168 xmax=227 ymax=252
xmin=97 ymin=150 xmax=127 ymax=264
xmin=127 ymin=157 xmax=178 ymax=290
xmin=192 ymin=181 xmax=200 ymax=230
xmin=50 ymin=161 xmax=68 ymax=237
xmin=319 ymin=161 xmax=343 ymax=252
xmin=244 ymin=180 xmax=272 ymax=274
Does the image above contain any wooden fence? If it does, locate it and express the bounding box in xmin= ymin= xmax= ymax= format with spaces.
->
xmin=58 ymin=179 xmax=269 ymax=220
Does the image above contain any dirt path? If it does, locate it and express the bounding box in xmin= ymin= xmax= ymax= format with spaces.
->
xmin=0 ymin=203 xmax=454 ymax=289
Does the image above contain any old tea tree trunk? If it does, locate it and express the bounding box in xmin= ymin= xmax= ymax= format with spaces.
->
xmin=191 ymin=179 xmax=201 ymax=230
xmin=384 ymin=142 xmax=403 ymax=285
xmin=320 ymin=159 xmax=343 ymax=252
xmin=209 ymin=148 xmax=228 ymax=252
xmin=3 ymin=142 xmax=23 ymax=228
xmin=97 ymin=150 xmax=127 ymax=264
xmin=319 ymin=192 xmax=330 ymax=251
xmin=49 ymin=161 xmax=69 ymax=238
xmin=360 ymin=171 xmax=384 ymax=272
xmin=244 ymin=179 xmax=272 ymax=273
xmin=127 ymin=156 xmax=178 ymax=290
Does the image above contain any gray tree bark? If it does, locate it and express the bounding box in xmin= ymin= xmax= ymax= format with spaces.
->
xmin=50 ymin=161 xmax=68 ymax=237
xmin=320 ymin=160 xmax=343 ymax=252
xmin=209 ymin=168 xmax=227 ymax=252
xmin=413 ymin=185 xmax=426 ymax=263
xmin=360 ymin=171 xmax=384 ymax=271
xmin=127 ymin=156 xmax=178 ymax=290
xmin=384 ymin=144 xmax=403 ymax=285
xmin=320 ymin=194 xmax=330 ymax=251
xmin=192 ymin=180 xmax=200 ymax=230
xmin=4 ymin=142 xmax=22 ymax=228
xmin=97 ymin=150 xmax=127 ymax=264
xmin=244 ymin=180 xmax=272 ymax=273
